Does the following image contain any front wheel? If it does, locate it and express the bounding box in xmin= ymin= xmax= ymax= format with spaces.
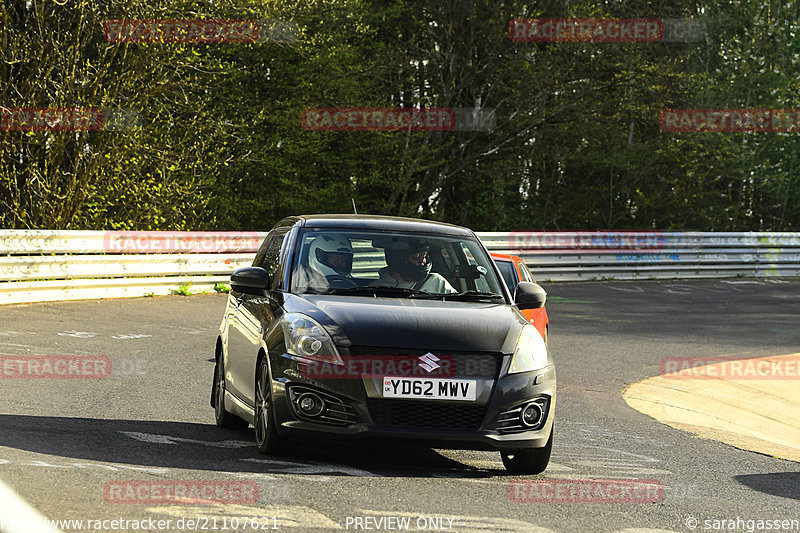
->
xmin=501 ymin=426 xmax=553 ymax=474
xmin=254 ymin=357 xmax=288 ymax=455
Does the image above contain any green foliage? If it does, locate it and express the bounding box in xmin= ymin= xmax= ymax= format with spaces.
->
xmin=213 ymin=283 xmax=230 ymax=293
xmin=2 ymin=0 xmax=799 ymax=231
xmin=170 ymin=282 xmax=192 ymax=296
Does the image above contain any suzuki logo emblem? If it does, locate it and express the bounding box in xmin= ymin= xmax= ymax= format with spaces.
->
xmin=418 ymin=352 xmax=440 ymax=373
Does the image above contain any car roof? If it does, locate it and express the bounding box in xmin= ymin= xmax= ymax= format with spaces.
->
xmin=489 ymin=252 xmax=516 ymax=262
xmin=279 ymin=214 xmax=475 ymax=237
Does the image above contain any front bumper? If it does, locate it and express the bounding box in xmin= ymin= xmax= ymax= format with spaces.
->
xmin=268 ymin=351 xmax=556 ymax=451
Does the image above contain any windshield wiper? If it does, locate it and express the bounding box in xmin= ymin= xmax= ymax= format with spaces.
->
xmin=442 ymin=290 xmax=504 ymax=301
xmin=324 ymin=286 xmax=440 ymax=298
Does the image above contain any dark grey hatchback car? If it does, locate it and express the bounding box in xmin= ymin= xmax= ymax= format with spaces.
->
xmin=211 ymin=214 xmax=555 ymax=473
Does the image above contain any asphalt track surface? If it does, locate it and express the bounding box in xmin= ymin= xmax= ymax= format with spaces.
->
xmin=0 ymin=279 xmax=799 ymax=533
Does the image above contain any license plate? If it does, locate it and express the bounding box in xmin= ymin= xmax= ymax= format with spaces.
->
xmin=382 ymin=377 xmax=477 ymax=401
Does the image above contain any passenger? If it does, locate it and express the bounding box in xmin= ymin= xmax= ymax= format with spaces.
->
xmin=372 ymin=238 xmax=456 ymax=293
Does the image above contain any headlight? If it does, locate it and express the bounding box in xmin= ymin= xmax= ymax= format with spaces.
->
xmin=508 ymin=324 xmax=548 ymax=374
xmin=280 ymin=313 xmax=343 ymax=365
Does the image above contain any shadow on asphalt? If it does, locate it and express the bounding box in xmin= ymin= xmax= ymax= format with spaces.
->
xmin=0 ymin=414 xmax=508 ymax=478
xmin=734 ymin=472 xmax=800 ymax=501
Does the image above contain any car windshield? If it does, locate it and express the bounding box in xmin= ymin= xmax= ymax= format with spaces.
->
xmin=292 ymin=229 xmax=504 ymax=297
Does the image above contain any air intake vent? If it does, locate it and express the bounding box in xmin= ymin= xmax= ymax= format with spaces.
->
xmin=367 ymin=399 xmax=486 ymax=429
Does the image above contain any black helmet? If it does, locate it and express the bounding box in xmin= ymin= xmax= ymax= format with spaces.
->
xmin=385 ymin=238 xmax=432 ymax=282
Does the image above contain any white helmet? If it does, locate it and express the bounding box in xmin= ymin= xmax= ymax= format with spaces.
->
xmin=309 ymin=235 xmax=353 ymax=277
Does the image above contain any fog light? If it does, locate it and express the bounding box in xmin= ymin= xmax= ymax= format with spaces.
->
xmin=297 ymin=393 xmax=324 ymax=417
xmin=520 ymin=402 xmax=543 ymax=427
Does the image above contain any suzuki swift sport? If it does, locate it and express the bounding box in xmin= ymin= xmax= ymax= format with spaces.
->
xmin=211 ymin=215 xmax=555 ymax=473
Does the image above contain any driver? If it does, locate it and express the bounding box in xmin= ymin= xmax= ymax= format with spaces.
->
xmin=372 ymin=238 xmax=456 ymax=293
xmin=299 ymin=235 xmax=354 ymax=288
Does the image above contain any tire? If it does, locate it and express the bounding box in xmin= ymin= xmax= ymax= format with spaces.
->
xmin=501 ymin=426 xmax=553 ymax=474
xmin=213 ymin=356 xmax=249 ymax=430
xmin=254 ymin=357 xmax=288 ymax=455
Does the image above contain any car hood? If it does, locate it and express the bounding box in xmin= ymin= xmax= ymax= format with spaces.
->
xmin=284 ymin=294 xmax=527 ymax=353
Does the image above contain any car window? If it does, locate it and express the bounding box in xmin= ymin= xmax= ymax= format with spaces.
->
xmin=518 ymin=260 xmax=535 ymax=283
xmin=495 ymin=260 xmax=518 ymax=293
xmin=260 ymin=229 xmax=289 ymax=286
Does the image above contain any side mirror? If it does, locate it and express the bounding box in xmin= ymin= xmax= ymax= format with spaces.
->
xmin=231 ymin=267 xmax=271 ymax=295
xmin=515 ymin=281 xmax=546 ymax=310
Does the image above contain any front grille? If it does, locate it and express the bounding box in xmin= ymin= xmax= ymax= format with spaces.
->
xmin=367 ymin=399 xmax=486 ymax=430
xmin=346 ymin=347 xmax=501 ymax=379
xmin=287 ymin=385 xmax=358 ymax=425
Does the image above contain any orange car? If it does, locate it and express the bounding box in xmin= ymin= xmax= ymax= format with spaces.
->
xmin=491 ymin=252 xmax=549 ymax=344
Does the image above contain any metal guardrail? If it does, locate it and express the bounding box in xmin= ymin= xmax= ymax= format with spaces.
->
xmin=481 ymin=231 xmax=800 ymax=281
xmin=0 ymin=230 xmax=266 ymax=305
xmin=1 ymin=230 xmax=798 ymax=305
